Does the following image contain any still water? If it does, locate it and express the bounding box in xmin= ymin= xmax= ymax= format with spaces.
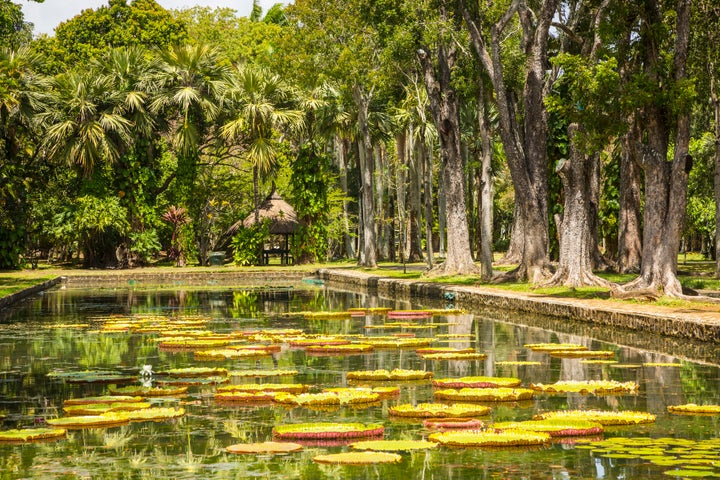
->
xmin=0 ymin=285 xmax=718 ymax=479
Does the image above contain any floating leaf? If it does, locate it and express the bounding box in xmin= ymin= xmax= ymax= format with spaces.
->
xmin=495 ymin=361 xmax=542 ymax=366
xmin=0 ymin=428 xmax=67 ymax=443
xmin=273 ymin=390 xmax=379 ymax=407
xmin=433 ymin=376 xmax=522 ymax=389
xmin=228 ymin=369 xmax=298 ymax=378
xmin=534 ymin=410 xmax=655 ymax=425
xmin=434 ymin=388 xmax=534 ymax=402
xmin=108 ymin=385 xmax=188 ymax=397
xmin=63 ymin=402 xmax=152 ymax=415
xmin=549 ymin=350 xmax=615 ymax=359
xmin=524 ymin=343 xmax=588 ymax=352
xmin=668 ymin=404 xmax=720 ymax=415
xmin=47 ymin=413 xmax=131 ymax=429
xmin=159 ymin=367 xmax=228 ymax=377
xmin=350 ymin=439 xmax=438 ymax=451
xmin=420 ymin=352 xmax=487 ymax=361
xmin=347 ymin=369 xmax=432 ymax=381
xmin=389 ymin=403 xmax=490 ymax=418
xmin=530 ymin=380 xmax=638 ymax=395
xmin=217 ymin=383 xmax=308 ymax=394
xmin=226 ymin=442 xmax=303 ymax=454
xmin=64 ymin=396 xmax=143 ymax=405
xmin=313 ymin=451 xmax=402 ymax=465
xmin=273 ymin=422 xmax=384 ymax=439
xmin=428 ymin=428 xmax=550 ymax=447
xmin=490 ymin=419 xmax=603 ymax=437
xmin=423 ymin=418 xmax=485 ymax=430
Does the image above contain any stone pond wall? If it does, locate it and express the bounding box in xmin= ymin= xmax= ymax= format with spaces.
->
xmin=317 ymin=268 xmax=720 ymax=345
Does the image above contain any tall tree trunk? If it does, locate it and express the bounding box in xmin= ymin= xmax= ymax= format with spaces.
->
xmin=620 ymin=0 xmax=692 ymax=297
xmin=543 ymin=124 xmax=613 ymax=287
xmin=437 ymin=161 xmax=447 ymax=256
xmin=712 ymin=64 xmax=720 ymax=278
xmin=423 ymin=135 xmax=435 ymax=269
xmin=417 ymin=9 xmax=479 ymax=276
xmin=396 ymin=132 xmax=408 ymax=263
xmin=618 ymin=121 xmax=643 ymax=273
xmin=477 ymin=82 xmax=494 ymax=281
xmin=462 ymin=0 xmax=556 ymax=282
xmin=409 ymin=135 xmax=423 ymax=262
xmin=375 ymin=144 xmax=390 ymax=260
xmin=336 ymin=136 xmax=355 ymax=259
xmin=353 ymin=84 xmax=377 ymax=268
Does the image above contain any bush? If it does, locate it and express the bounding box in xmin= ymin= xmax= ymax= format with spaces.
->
xmin=231 ymin=222 xmax=269 ymax=266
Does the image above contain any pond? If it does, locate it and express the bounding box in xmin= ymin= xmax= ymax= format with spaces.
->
xmin=0 ymin=285 xmax=718 ymax=479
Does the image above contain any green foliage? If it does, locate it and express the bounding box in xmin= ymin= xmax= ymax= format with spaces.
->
xmin=54 ymin=0 xmax=187 ymax=66
xmin=0 ymin=0 xmax=33 ymax=49
xmin=231 ymin=222 xmax=269 ymax=266
xmin=51 ymin=195 xmax=129 ymax=267
xmin=128 ymin=228 xmax=161 ymax=265
xmin=291 ymin=144 xmax=330 ymax=263
xmin=0 ymin=224 xmax=23 ymax=269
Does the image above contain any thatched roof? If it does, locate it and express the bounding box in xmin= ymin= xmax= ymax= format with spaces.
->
xmin=227 ymin=189 xmax=299 ymax=236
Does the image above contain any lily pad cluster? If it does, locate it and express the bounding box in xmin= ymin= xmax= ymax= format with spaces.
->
xmin=529 ymin=380 xmax=638 ymax=394
xmin=582 ymin=436 xmax=720 ymax=477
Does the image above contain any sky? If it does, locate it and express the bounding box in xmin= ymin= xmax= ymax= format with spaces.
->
xmin=21 ymin=0 xmax=284 ymax=36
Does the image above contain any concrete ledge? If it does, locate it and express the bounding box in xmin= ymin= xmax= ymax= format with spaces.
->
xmin=318 ymin=268 xmax=720 ymax=345
xmin=0 ymin=276 xmax=64 ymax=310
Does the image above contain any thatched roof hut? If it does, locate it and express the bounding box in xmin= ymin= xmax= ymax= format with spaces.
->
xmin=227 ymin=189 xmax=299 ymax=236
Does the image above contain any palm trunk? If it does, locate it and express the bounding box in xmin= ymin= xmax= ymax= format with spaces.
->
xmin=396 ymin=132 xmax=408 ymax=262
xmin=423 ymin=135 xmax=435 ymax=269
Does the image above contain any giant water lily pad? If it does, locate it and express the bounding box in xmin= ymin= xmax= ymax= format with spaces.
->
xmin=347 ymin=369 xmax=433 ymax=381
xmin=313 ymin=451 xmax=402 ymax=465
xmin=524 ymin=343 xmax=588 ymax=352
xmin=0 ymin=428 xmax=67 ymax=443
xmin=420 ymin=352 xmax=487 ymax=361
xmin=273 ymin=390 xmax=380 ymax=407
xmin=47 ymin=413 xmax=131 ymax=429
xmin=667 ymin=404 xmax=720 ymax=415
xmin=433 ymin=376 xmax=522 ymax=389
xmin=490 ymin=419 xmax=603 ymax=437
xmin=305 ymin=344 xmax=374 ymax=354
xmin=423 ymin=418 xmax=485 ymax=430
xmin=324 ymin=387 xmax=400 ymax=399
xmin=108 ymin=385 xmax=188 ymax=397
xmin=549 ymin=350 xmax=615 ymax=359
xmin=64 ymin=396 xmax=143 ymax=405
xmin=217 ymin=383 xmax=308 ymax=394
xmin=530 ymin=380 xmax=638 ymax=394
xmin=194 ymin=348 xmax=273 ymax=360
xmin=214 ymin=391 xmax=278 ymax=403
xmin=533 ymin=409 xmax=656 ymax=425
xmin=158 ymin=339 xmax=231 ymax=349
xmin=228 ymin=369 xmax=298 ymax=378
xmin=350 ymin=439 xmax=438 ymax=451
xmin=360 ymin=338 xmax=433 ymax=348
xmin=124 ymin=407 xmax=185 ymax=422
xmin=63 ymin=401 xmax=151 ymax=415
xmin=428 ymin=428 xmax=550 ymax=447
xmin=155 ymin=376 xmax=228 ymax=386
xmin=47 ymin=371 xmax=136 ymax=384
xmin=416 ymin=347 xmax=475 ymax=355
xmin=159 ymin=367 xmax=228 ymax=377
xmin=226 ymin=441 xmax=303 ymax=454
xmin=273 ymin=422 xmax=384 ymax=439
xmin=434 ymin=387 xmax=534 ymax=402
xmin=389 ymin=403 xmax=490 ymax=418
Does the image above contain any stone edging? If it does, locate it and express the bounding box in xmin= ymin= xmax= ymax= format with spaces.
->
xmin=0 ymin=276 xmax=64 ymax=310
xmin=317 ymin=268 xmax=720 ymax=344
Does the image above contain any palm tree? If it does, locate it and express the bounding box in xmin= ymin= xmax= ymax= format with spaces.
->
xmin=0 ymin=47 xmax=46 ymax=268
xmin=221 ymin=64 xmax=303 ymax=224
xmin=41 ymin=71 xmax=131 ymax=173
xmin=152 ymin=43 xmax=230 ymax=264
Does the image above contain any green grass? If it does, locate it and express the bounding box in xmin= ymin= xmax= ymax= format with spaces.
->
xmin=0 ymin=275 xmax=56 ymax=298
